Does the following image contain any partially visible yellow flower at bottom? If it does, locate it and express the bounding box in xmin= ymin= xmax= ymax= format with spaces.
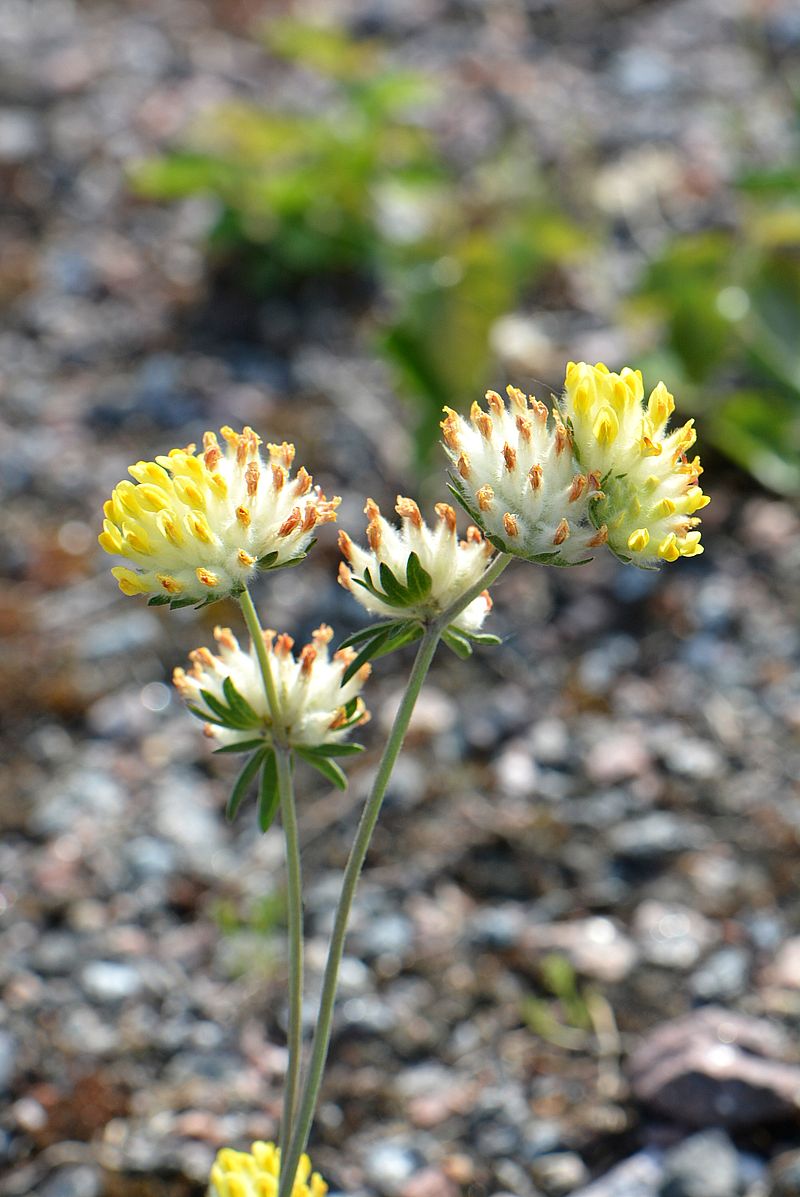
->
xmin=209 ymin=1141 xmax=327 ymax=1197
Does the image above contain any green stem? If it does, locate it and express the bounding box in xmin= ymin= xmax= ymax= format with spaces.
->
xmin=278 ymin=552 xmax=511 ymax=1194
xmin=275 ymin=744 xmax=304 ymax=1171
xmin=239 ymin=587 xmax=284 ymax=746
xmin=238 ymin=587 xmax=304 ymax=1184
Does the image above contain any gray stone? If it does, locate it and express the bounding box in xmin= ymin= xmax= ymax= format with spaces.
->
xmin=573 ymin=1151 xmax=663 ymax=1196
xmin=633 ymin=901 xmax=718 ymax=970
xmin=520 ymin=916 xmax=638 ymax=984
xmin=530 ymin=1151 xmax=590 ymax=1196
xmin=469 ymin=904 xmax=527 ymax=950
xmin=690 ymin=948 xmax=749 ymax=1001
xmin=768 ymin=1149 xmax=800 ymax=1196
xmin=660 ymin=1130 xmax=740 ymax=1197
xmin=0 ymin=109 xmax=43 ymax=161
xmin=39 ymin=1166 xmax=101 ymax=1197
xmin=350 ymin=913 xmax=414 ymax=961
xmin=363 ymin=1140 xmax=424 ymax=1197
xmin=610 ymin=814 xmax=711 ymax=862
xmin=762 ymin=937 xmax=800 ymax=990
xmin=80 ymin=961 xmax=142 ymax=1002
xmin=629 ymin=1007 xmax=800 ymax=1128
xmin=0 ymin=1031 xmax=18 ymax=1094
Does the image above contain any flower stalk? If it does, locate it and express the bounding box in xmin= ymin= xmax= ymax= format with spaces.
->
xmin=239 ymin=588 xmax=304 ymax=1182
xmin=277 ymin=551 xmax=511 ymax=1197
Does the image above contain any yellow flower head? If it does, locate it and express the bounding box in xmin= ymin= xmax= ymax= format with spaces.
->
xmin=208 ymin=1141 xmax=327 ymax=1197
xmin=99 ymin=428 xmax=339 ymax=606
xmin=560 ymin=362 xmax=709 ymax=567
xmin=441 ymin=389 xmax=608 ymax=566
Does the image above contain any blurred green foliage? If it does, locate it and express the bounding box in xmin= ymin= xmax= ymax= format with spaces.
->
xmin=131 ymin=18 xmax=588 ymax=463
xmin=521 ymin=953 xmax=594 ymax=1050
xmin=132 ymin=17 xmax=800 ymax=490
xmin=134 ymin=22 xmax=442 ymax=292
xmin=213 ymin=890 xmax=286 ymax=937
xmin=632 ymin=174 xmax=800 ymax=495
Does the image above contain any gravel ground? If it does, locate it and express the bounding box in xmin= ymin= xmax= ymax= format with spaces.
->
xmin=2 ymin=1 xmax=800 ymax=1195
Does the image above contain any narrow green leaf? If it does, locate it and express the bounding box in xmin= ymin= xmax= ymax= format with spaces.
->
xmin=193 ymin=593 xmax=223 ymax=610
xmin=525 ymin=551 xmax=560 ymax=565
xmin=351 ymin=571 xmax=388 ymax=602
xmin=200 ymin=688 xmax=256 ymax=731
xmin=226 ymin=750 xmax=266 ymax=822
xmin=339 ymin=619 xmax=406 ymax=650
xmin=256 ymin=551 xmax=279 ymax=571
xmin=442 ymin=628 xmax=473 ymax=659
xmin=147 ymin=594 xmax=171 ymax=606
xmin=187 ymin=705 xmax=229 ymax=728
xmin=379 ymin=561 xmax=415 ymax=606
xmin=222 ymin=677 xmax=261 ymax=727
xmin=169 ymin=596 xmax=197 ymax=610
xmin=447 ymin=479 xmax=484 ymax=528
xmin=212 ymin=738 xmax=269 ymax=754
xmin=273 ymin=550 xmax=314 ymax=570
xmin=297 ymin=748 xmax=348 ymax=790
xmin=257 ymin=751 xmax=280 ymax=832
xmin=301 ymin=742 xmax=365 ymax=758
xmin=405 ymin=551 xmax=432 ymax=601
xmin=369 ymin=621 xmax=424 ymax=661
xmin=341 ymin=624 xmax=395 ymax=684
xmin=461 ymin=631 xmax=503 ymax=646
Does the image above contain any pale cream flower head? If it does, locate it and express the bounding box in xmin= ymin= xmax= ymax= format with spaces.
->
xmin=338 ymin=496 xmax=494 ymax=633
xmin=441 ymin=388 xmax=608 ymax=565
xmin=560 ymin=361 xmax=709 ymax=566
xmin=208 ymin=1141 xmax=327 ymax=1197
xmin=99 ymin=427 xmax=339 ymax=607
xmin=173 ymin=624 xmax=369 ymax=750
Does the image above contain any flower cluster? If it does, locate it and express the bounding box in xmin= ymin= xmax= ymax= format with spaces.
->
xmin=441 ymin=387 xmax=608 ymax=566
xmin=339 ymin=496 xmax=493 ymax=632
xmin=208 ymin=1141 xmax=327 ymax=1197
xmin=99 ymin=427 xmax=339 ymax=606
xmin=173 ymin=624 xmax=370 ymax=751
xmin=560 ymin=361 xmax=709 ymax=565
xmin=442 ymin=363 xmax=708 ymax=569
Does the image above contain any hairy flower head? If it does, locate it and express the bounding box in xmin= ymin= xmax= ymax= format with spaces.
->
xmin=173 ymin=623 xmax=369 ymax=750
xmin=208 ymin=1141 xmax=327 ymax=1197
xmin=441 ymin=388 xmax=607 ymax=565
xmin=560 ymin=361 xmax=709 ymax=566
xmin=99 ymin=427 xmax=339 ymax=606
xmin=338 ymin=496 xmax=493 ymax=633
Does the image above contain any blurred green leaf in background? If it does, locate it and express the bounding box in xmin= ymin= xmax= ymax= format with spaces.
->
xmin=131 ymin=15 xmax=800 ymax=490
xmin=631 ymin=170 xmax=800 ymax=495
xmin=130 ymin=17 xmax=591 ymax=465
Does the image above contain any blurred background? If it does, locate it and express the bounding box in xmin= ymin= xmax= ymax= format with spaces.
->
xmin=1 ymin=0 xmax=800 ymax=1194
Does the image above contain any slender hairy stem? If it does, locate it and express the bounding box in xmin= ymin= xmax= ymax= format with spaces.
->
xmin=278 ymin=626 xmax=440 ymax=1197
xmin=275 ymin=744 xmax=304 ymax=1167
xmin=278 ymin=551 xmax=512 ymax=1195
xmin=433 ymin=550 xmax=511 ymax=633
xmin=238 ymin=587 xmax=304 ymax=1184
xmin=239 ymin=587 xmax=284 ymax=744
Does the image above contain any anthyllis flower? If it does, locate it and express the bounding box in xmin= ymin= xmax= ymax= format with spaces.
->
xmin=338 ymin=497 xmax=498 ymax=664
xmin=341 ymin=496 xmax=496 ymax=622
xmin=174 ymin=623 xmax=370 ymax=750
xmin=441 ymin=388 xmax=607 ymax=565
xmin=99 ymin=427 xmax=339 ymax=607
xmin=560 ymin=361 xmax=709 ymax=566
xmin=174 ymin=624 xmax=370 ymax=816
xmin=208 ymin=1141 xmax=327 ymax=1197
